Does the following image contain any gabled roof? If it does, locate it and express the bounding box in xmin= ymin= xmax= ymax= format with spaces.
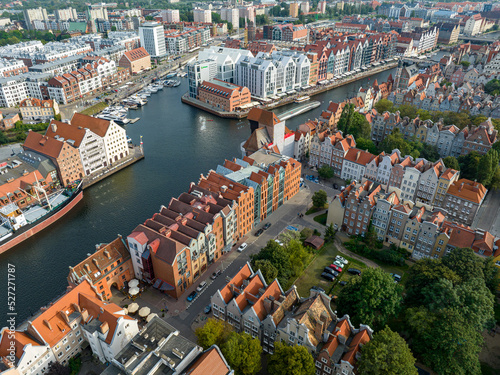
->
xmin=23 ymin=131 xmax=64 ymax=159
xmin=247 ymin=108 xmax=280 ymax=126
xmin=446 ymin=178 xmax=487 ymax=203
xmin=71 ymin=113 xmax=111 ymax=138
xmin=122 ymin=47 xmax=150 ymax=62
xmin=45 ymin=120 xmax=86 ymax=147
xmin=184 ymin=345 xmax=232 ymax=375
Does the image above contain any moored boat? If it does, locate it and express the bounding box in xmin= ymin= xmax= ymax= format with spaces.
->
xmin=0 ymin=180 xmax=83 ymax=255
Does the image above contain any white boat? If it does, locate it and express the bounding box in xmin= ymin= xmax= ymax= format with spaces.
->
xmin=295 ymin=95 xmax=310 ymax=103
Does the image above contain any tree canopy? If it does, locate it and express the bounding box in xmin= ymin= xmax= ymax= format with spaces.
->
xmin=312 ymin=190 xmax=328 ymax=208
xmin=374 ymin=98 xmax=394 ymax=113
xmin=336 ymin=268 xmax=403 ymax=329
xmin=195 ymin=318 xmax=233 ymax=349
xmin=221 ymin=332 xmax=262 ymax=375
xmin=358 ymin=327 xmax=417 ymax=375
xmin=337 ymin=103 xmax=371 ymax=139
xmin=268 ymin=342 xmax=315 ymax=375
xmin=317 ymin=165 xmax=334 ymax=179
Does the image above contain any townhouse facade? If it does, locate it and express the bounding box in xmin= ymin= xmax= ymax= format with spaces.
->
xmin=19 ymin=98 xmax=59 ymax=123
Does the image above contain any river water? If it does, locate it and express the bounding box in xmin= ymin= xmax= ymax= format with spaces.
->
xmin=0 ymin=68 xmax=395 ymax=323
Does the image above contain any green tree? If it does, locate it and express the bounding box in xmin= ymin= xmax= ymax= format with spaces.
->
xmin=397 ymin=104 xmax=418 ymax=119
xmin=374 ymin=98 xmax=394 ymax=113
xmin=379 ymin=128 xmax=412 ymax=156
xmin=221 ymin=332 xmax=262 ymax=375
xmin=324 ymin=224 xmax=336 ymax=243
xmin=212 ymin=12 xmax=222 ymax=23
xmin=337 ymin=103 xmax=354 ymax=134
xmin=0 ymin=131 xmax=8 ymax=145
xmin=195 ymin=318 xmax=233 ymax=349
xmin=312 ymin=189 xmax=328 ymax=208
xmin=485 ymin=79 xmax=500 ymax=95
xmin=483 ymin=257 xmax=500 ymax=293
xmin=358 ymin=327 xmax=417 ymax=375
xmin=287 ymin=239 xmax=310 ymax=278
xmin=460 ymin=60 xmax=470 ymax=68
xmin=442 ymin=247 xmax=485 ymax=282
xmin=227 ymin=22 xmax=233 ymax=31
xmin=251 ymin=241 xmax=292 ymax=286
xmin=336 ymin=268 xmax=403 ymax=328
xmin=477 ymin=149 xmax=500 ymax=187
xmin=443 ymin=156 xmax=460 ymax=170
xmin=356 ymin=137 xmax=378 ymax=154
xmin=268 ymin=342 xmax=315 ymax=375
xmin=404 ymin=258 xmax=460 ymax=306
xmin=406 ymin=307 xmax=483 ymax=375
xmin=253 ymin=259 xmax=278 ymax=284
xmin=458 ymin=151 xmax=481 ymax=180
xmin=317 ymin=165 xmax=334 ymax=179
xmin=416 ymin=109 xmax=432 ymax=121
xmin=349 ymin=111 xmax=371 ymax=139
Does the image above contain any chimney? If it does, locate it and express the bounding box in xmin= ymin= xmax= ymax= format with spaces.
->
xmin=71 ymin=303 xmax=81 ymax=313
xmin=81 ymin=309 xmax=89 ymax=322
xmin=84 ymin=264 xmax=91 ymax=272
xmin=43 ymin=319 xmax=52 ymax=330
xmin=51 ymin=123 xmax=57 ymax=133
xmin=103 ymin=250 xmax=111 ymax=259
xmin=221 ymin=185 xmax=228 ymax=193
xmin=100 ymin=321 xmax=109 ymax=334
xmin=59 ymin=311 xmax=70 ymax=323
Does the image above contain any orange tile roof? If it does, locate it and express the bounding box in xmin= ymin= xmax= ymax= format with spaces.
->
xmin=30 ymin=281 xmax=97 ymax=347
xmin=342 ymin=330 xmax=371 ymax=365
xmin=45 ymin=120 xmax=86 ymax=147
xmin=123 ymin=47 xmax=150 ymax=62
xmin=71 ymin=113 xmax=110 ymax=138
xmin=344 ymin=148 xmax=376 ymax=166
xmin=23 ymin=131 xmax=64 ymax=159
xmin=252 ymin=280 xmax=282 ymax=321
xmin=0 ymin=330 xmax=43 ymax=363
xmin=446 ymin=179 xmax=487 ymax=204
xmin=184 ymin=346 xmax=231 ymax=375
xmin=247 ymin=108 xmax=280 ymax=126
xmin=219 ymin=263 xmax=252 ymax=304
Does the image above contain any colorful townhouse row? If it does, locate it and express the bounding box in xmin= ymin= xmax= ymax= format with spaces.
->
xmin=210 ymin=262 xmax=373 ymax=375
xmin=369 ymin=112 xmax=498 ymax=158
xmin=327 ymin=178 xmax=497 ymax=262
xmin=67 ymin=147 xmax=301 ymax=302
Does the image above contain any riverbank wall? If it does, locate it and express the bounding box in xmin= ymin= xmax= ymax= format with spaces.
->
xmin=82 ymin=145 xmax=144 ymax=189
xmin=181 ymin=61 xmax=398 ymax=119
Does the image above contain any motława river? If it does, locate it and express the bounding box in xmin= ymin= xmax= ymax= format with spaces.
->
xmin=0 ymin=69 xmax=395 ymax=323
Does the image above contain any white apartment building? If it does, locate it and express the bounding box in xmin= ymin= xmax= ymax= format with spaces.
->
xmin=71 ymin=113 xmax=129 ymax=166
xmin=464 ymin=14 xmax=482 ymax=36
xmin=23 ymin=7 xmax=49 ymax=30
xmin=300 ymin=2 xmax=310 ymax=14
xmin=220 ymin=8 xmax=240 ymax=29
xmin=0 ymin=76 xmax=28 ymax=107
xmin=55 ymin=7 xmax=78 ymax=21
xmin=0 ymin=59 xmax=26 ymax=78
xmin=139 ymin=22 xmax=167 ymax=58
xmin=161 ymin=9 xmax=180 ymax=23
xmin=235 ymin=55 xmax=277 ymax=98
xmin=399 ymin=163 xmax=422 ymax=202
xmin=0 ymin=329 xmax=56 ymax=375
xmin=198 ymin=47 xmax=253 ymax=83
xmin=187 ymin=59 xmax=217 ymax=98
xmin=193 ymin=8 xmax=212 ymax=23
xmin=270 ymin=50 xmax=311 ymax=90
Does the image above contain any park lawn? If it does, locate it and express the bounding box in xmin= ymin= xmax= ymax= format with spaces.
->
xmin=313 ymin=213 xmax=328 ymax=225
xmin=81 ymin=101 xmax=108 ymax=116
xmin=294 ymin=243 xmax=368 ymax=297
xmin=305 ymin=205 xmax=327 ymax=215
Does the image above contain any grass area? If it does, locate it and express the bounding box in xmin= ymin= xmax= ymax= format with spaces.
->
xmin=305 ymin=205 xmax=327 ymax=215
xmin=329 ymin=254 xmax=369 ymax=298
xmin=313 ymin=213 xmax=328 ymax=225
xmin=80 ymin=101 xmax=108 ymax=116
xmin=294 ymin=242 xmax=368 ymax=297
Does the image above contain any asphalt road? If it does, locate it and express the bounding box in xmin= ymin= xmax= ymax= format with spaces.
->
xmin=472 ymin=189 xmax=500 ymax=236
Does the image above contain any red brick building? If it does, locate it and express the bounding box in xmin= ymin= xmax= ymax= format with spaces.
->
xmin=198 ymin=79 xmax=251 ymax=112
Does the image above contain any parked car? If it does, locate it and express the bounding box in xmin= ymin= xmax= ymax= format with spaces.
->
xmin=321 ymin=272 xmax=335 ymax=282
xmin=333 ymin=183 xmax=338 ymax=189
xmin=204 ymin=304 xmax=212 ymax=314
xmin=324 ymin=267 xmax=339 ymax=277
xmin=238 ymin=242 xmax=248 ymax=252
xmin=335 ymin=255 xmax=348 ymax=265
xmin=329 ymin=264 xmax=343 ymax=273
xmin=333 ymin=260 xmax=344 ymax=269
xmin=274 ymin=239 xmax=284 ymax=246
xmin=187 ymin=291 xmax=197 ymax=302
xmin=196 ymin=281 xmax=207 ymax=292
xmin=255 ymin=228 xmax=264 ymax=236
xmin=391 ymin=273 xmax=402 ymax=282
xmin=263 ymin=223 xmax=271 ymax=230
xmin=348 ymin=268 xmax=362 ymax=275
xmin=211 ymin=270 xmax=222 ymax=280
xmin=310 ymin=286 xmax=325 ymax=293
xmin=339 ymin=281 xmax=347 ymax=286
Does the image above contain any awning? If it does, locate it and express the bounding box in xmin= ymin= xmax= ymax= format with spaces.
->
xmin=153 ymin=279 xmax=162 ymax=289
xmin=160 ymin=281 xmax=175 ymax=291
